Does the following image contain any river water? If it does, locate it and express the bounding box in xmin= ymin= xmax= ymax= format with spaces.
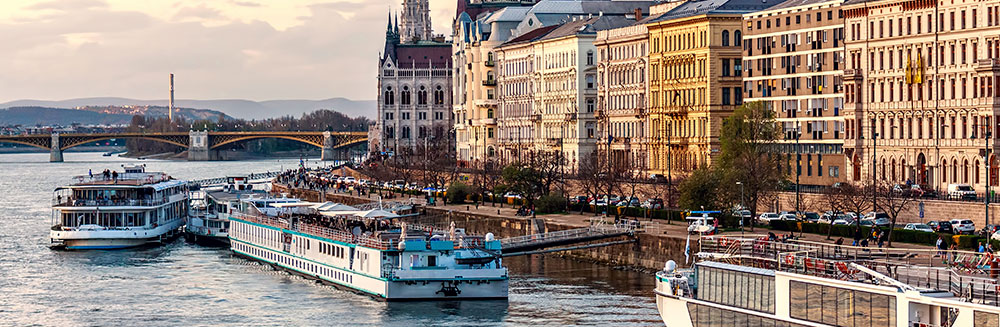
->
xmin=0 ymin=152 xmax=660 ymax=326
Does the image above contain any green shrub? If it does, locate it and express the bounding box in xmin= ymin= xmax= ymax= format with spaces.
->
xmin=447 ymin=182 xmax=470 ymax=204
xmin=536 ymin=193 xmax=568 ymax=214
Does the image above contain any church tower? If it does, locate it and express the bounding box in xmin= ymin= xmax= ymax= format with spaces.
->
xmin=399 ymin=0 xmax=432 ymax=43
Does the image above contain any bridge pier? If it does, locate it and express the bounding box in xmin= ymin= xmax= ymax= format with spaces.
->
xmin=320 ymin=131 xmax=335 ymax=161
xmin=49 ymin=134 xmax=63 ymax=162
xmin=188 ymin=130 xmax=211 ymax=161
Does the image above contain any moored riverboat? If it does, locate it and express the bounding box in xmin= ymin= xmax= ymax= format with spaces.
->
xmin=185 ymin=176 xmax=265 ymax=246
xmin=229 ymin=198 xmax=508 ymax=301
xmin=655 ymin=235 xmax=1000 ymax=327
xmin=50 ymin=165 xmax=188 ymax=250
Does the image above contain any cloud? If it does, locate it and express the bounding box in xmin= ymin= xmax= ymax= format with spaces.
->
xmin=25 ymin=0 xmax=108 ymax=11
xmin=232 ymin=1 xmax=261 ymax=7
xmin=0 ymin=0 xmax=458 ymax=106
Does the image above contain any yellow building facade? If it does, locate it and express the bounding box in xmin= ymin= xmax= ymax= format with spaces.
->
xmin=645 ymin=10 xmax=752 ymax=178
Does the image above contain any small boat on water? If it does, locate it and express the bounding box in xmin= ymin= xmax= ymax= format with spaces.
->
xmin=229 ymin=197 xmax=508 ymax=300
xmin=185 ymin=176 xmax=267 ymax=246
xmin=49 ymin=165 xmax=188 ymax=250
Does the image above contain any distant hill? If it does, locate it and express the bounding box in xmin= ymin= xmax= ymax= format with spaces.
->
xmin=0 ymin=107 xmax=134 ymax=126
xmin=0 ymin=97 xmax=375 ymax=120
xmin=0 ymin=105 xmax=231 ymax=126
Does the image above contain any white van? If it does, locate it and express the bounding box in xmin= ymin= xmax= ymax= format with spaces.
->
xmin=947 ymin=184 xmax=977 ymax=200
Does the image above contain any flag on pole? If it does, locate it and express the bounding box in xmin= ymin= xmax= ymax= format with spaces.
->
xmin=684 ymin=234 xmax=691 ymax=265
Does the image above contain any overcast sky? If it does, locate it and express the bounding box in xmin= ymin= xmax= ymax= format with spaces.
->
xmin=0 ymin=0 xmax=456 ymax=103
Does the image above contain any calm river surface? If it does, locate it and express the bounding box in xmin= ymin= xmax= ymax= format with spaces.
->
xmin=0 ymin=152 xmax=660 ymax=326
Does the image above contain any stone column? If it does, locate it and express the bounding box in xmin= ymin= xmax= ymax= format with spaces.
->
xmin=188 ymin=130 xmax=211 ymax=161
xmin=321 ymin=131 xmax=335 ymax=161
xmin=49 ymin=133 xmax=63 ymax=162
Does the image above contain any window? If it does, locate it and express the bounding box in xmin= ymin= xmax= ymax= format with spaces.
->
xmin=722 ymin=88 xmax=731 ymax=105
xmin=722 ymin=30 xmax=730 ymax=46
xmin=586 ymin=51 xmax=594 ymax=65
xmin=417 ymin=85 xmax=427 ymax=105
xmin=790 ymin=280 xmax=896 ymax=327
xmin=586 ymin=98 xmax=595 ymax=113
xmin=722 ymin=59 xmax=730 ymax=77
xmin=401 ymin=86 xmax=411 ymax=105
xmin=734 ymin=30 xmax=741 ymax=47
xmin=384 ymin=87 xmax=394 ymax=105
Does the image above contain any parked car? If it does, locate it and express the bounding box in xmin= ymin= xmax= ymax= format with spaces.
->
xmin=615 ymin=197 xmax=641 ymax=207
xmin=909 ymin=184 xmax=938 ymax=198
xmin=980 ymin=225 xmax=1000 ymax=238
xmin=344 ymin=176 xmax=356 ymax=184
xmin=504 ymin=192 xmax=523 ymax=199
xmin=569 ymin=195 xmax=589 ymax=204
xmin=831 ymin=219 xmax=851 ymax=225
xmin=928 ymin=220 xmax=953 ymax=233
xmin=802 ymin=212 xmax=820 ymax=222
xmin=778 ymin=213 xmax=798 ymax=221
xmin=950 ymin=219 xmax=976 ymax=234
xmin=858 ymin=220 xmax=875 ymax=227
xmin=947 ymin=184 xmax=977 ymax=200
xmin=904 ymin=223 xmax=935 ymax=233
xmin=649 ymin=174 xmax=667 ymax=183
xmin=758 ymin=213 xmax=781 ymax=224
xmin=641 ymin=198 xmax=664 ymax=210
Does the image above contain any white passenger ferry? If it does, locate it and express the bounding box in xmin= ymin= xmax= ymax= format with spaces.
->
xmin=50 ymin=165 xmax=188 ymax=250
xmin=655 ymin=235 xmax=1000 ymax=327
xmin=228 ymin=199 xmax=508 ymax=300
xmin=185 ymin=176 xmax=265 ymax=246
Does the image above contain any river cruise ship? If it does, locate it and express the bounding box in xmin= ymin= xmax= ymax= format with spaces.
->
xmin=50 ymin=165 xmax=188 ymax=250
xmin=185 ymin=176 xmax=265 ymax=246
xmin=228 ymin=199 xmax=508 ymax=300
xmin=655 ymin=235 xmax=1000 ymax=327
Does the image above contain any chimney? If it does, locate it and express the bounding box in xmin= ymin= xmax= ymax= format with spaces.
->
xmin=168 ymin=73 xmax=174 ymax=122
xmin=634 ymin=8 xmax=643 ymax=20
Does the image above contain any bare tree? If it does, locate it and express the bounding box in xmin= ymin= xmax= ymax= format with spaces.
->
xmin=829 ymin=183 xmax=876 ymax=243
xmin=876 ymin=182 xmax=916 ymax=247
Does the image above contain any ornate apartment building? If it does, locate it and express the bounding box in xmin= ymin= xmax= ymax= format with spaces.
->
xmin=496 ymin=16 xmax=639 ymax=169
xmin=375 ymin=7 xmax=453 ymax=153
xmin=453 ymin=4 xmax=536 ymax=166
xmin=842 ymin=0 xmax=1000 ymax=192
xmin=645 ymin=0 xmax=778 ymax=177
xmin=595 ymin=22 xmax=650 ymax=173
xmin=743 ymin=0 xmax=847 ymax=187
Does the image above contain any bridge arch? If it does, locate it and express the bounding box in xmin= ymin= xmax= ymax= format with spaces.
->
xmin=0 ymin=139 xmax=50 ymax=150
xmin=60 ymin=136 xmax=188 ymax=151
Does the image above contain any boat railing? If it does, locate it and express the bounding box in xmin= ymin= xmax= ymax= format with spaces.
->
xmin=231 ymin=212 xmax=289 ymax=230
xmin=698 ymin=235 xmax=1000 ymax=306
xmin=71 ymin=173 xmax=170 ymax=184
xmin=52 ymin=197 xmax=168 ymax=207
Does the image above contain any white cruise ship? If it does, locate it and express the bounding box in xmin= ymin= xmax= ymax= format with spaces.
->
xmin=229 ymin=198 xmax=508 ymax=300
xmin=50 ymin=165 xmax=188 ymax=250
xmin=185 ymin=176 xmax=265 ymax=246
xmin=655 ymin=235 xmax=1000 ymax=327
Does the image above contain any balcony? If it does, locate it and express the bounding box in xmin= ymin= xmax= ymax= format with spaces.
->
xmin=474 ymin=99 xmax=498 ymax=107
xmin=633 ymin=107 xmax=646 ymax=117
xmin=564 ymin=113 xmax=577 ymax=121
xmin=482 ymin=79 xmax=497 ymax=86
xmin=976 ymin=59 xmax=1000 ymax=72
xmin=484 ymin=59 xmax=495 ymax=67
xmin=531 ymin=114 xmax=541 ymax=122
xmin=844 ymin=69 xmax=864 ymax=81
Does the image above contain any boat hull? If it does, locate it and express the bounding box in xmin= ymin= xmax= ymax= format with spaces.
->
xmin=50 ymin=220 xmax=184 ymax=250
xmin=184 ymin=232 xmax=230 ymax=247
xmin=232 ymin=240 xmax=508 ymax=301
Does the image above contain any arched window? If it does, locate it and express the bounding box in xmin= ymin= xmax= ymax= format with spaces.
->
xmin=434 ymin=85 xmax=444 ymax=104
xmin=734 ymin=30 xmax=742 ymax=47
xmin=722 ymin=30 xmax=730 ymax=46
xmin=401 ymin=86 xmax=411 ymax=105
xmin=417 ymin=85 xmax=428 ymax=105
xmin=384 ymin=87 xmax=394 ymax=105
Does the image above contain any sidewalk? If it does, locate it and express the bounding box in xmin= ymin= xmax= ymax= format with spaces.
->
xmin=326 ymin=188 xmax=938 ymax=250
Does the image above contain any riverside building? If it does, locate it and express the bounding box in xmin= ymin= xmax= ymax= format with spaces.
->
xmin=645 ymin=0 xmax=778 ymax=178
xmin=375 ymin=0 xmax=453 ymax=154
xmin=595 ymin=18 xmax=650 ymax=174
xmin=842 ymin=0 xmax=1000 ymax=192
xmin=496 ymin=15 xmax=644 ymax=170
xmin=453 ymin=2 xmax=537 ymax=166
xmin=742 ymin=0 xmax=847 ymax=187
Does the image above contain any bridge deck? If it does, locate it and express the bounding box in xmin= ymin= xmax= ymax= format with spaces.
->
xmin=500 ymin=223 xmax=638 ymax=255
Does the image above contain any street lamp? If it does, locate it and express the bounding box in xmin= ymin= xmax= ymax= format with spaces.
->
xmin=737 ymin=181 xmax=745 ymax=233
xmin=986 ymin=128 xmax=993 ymax=227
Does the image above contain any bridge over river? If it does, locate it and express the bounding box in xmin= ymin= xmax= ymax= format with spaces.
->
xmin=0 ymin=131 xmax=368 ymax=162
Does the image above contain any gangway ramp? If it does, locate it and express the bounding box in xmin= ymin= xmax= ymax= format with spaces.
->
xmin=500 ymin=223 xmax=639 ymax=257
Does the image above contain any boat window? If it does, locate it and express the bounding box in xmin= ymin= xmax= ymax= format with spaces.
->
xmin=975 ymin=311 xmax=999 ymax=327
xmin=687 ymin=302 xmax=811 ymax=327
xmin=427 ymin=255 xmax=437 ymax=267
xmin=696 ymin=265 xmax=775 ymax=314
xmin=790 ymin=280 xmax=895 ymax=327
